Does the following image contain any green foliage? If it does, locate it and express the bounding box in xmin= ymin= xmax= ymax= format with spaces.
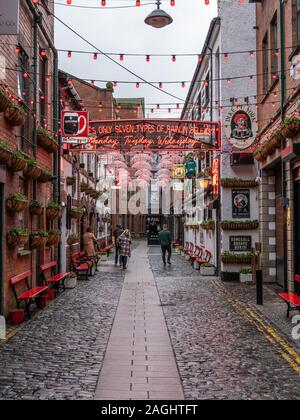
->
xmin=8 ymin=192 xmax=27 ymax=202
xmin=47 ymin=202 xmax=62 ymax=210
xmin=30 ymin=231 xmax=49 ymax=238
xmin=30 ymin=200 xmax=42 ymax=208
xmin=8 ymin=227 xmax=27 ymax=237
xmin=240 ymin=269 xmax=252 ymax=275
xmin=48 ymin=229 xmax=61 ymax=236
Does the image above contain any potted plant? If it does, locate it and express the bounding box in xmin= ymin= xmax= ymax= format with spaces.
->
xmin=23 ymin=157 xmax=42 ymax=180
xmin=281 ymin=117 xmax=300 ymax=139
xmin=6 ymin=193 xmax=28 ymax=213
xmin=4 ymin=104 xmax=26 ymax=127
xmin=240 ymin=269 xmax=253 ymax=284
xmin=7 ymin=228 xmax=28 ymax=247
xmin=67 ymin=233 xmax=79 ymax=246
xmin=46 ymin=229 xmax=61 ymax=247
xmin=0 ymin=140 xmax=13 ymax=165
xmin=37 ymin=127 xmax=58 ymax=153
xmin=200 ymin=263 xmax=216 ymax=277
xmin=6 ymin=151 xmax=27 ymax=172
xmin=37 ymin=167 xmax=53 ymax=183
xmin=71 ymin=207 xmax=85 ymax=220
xmin=29 ymin=231 xmax=48 ymax=250
xmin=46 ymin=202 xmax=62 ymax=220
xmin=0 ymin=88 xmax=11 ymax=113
xmin=64 ymin=272 xmax=77 ymax=289
xmin=30 ymin=200 xmax=44 ymax=216
xmin=66 ymin=176 xmax=76 ymax=186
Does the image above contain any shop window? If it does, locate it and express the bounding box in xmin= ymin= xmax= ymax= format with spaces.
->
xmin=271 ymin=13 xmax=279 ymax=78
xmin=17 ymin=48 xmax=31 ymax=152
xmin=39 ymin=53 xmax=47 ymax=126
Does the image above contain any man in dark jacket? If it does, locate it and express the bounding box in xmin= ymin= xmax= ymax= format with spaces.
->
xmin=113 ymin=224 xmax=124 ymax=266
xmin=158 ymin=224 xmax=172 ymax=267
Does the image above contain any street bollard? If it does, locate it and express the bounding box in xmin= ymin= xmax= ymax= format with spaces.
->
xmin=256 ymin=270 xmax=263 ymax=306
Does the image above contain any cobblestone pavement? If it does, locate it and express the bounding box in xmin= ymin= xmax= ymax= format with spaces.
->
xmin=150 ymin=248 xmax=300 ymax=400
xmin=0 ymin=264 xmax=124 ymax=400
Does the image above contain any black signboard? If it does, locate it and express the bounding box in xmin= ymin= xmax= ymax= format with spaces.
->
xmin=232 ymin=189 xmax=250 ymax=219
xmin=147 ymin=216 xmax=162 ymax=246
xmin=230 ymin=236 xmax=252 ymax=252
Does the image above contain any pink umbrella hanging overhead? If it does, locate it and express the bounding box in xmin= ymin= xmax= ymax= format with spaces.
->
xmin=132 ymin=153 xmax=152 ymax=164
xmin=132 ymin=161 xmax=152 ymax=171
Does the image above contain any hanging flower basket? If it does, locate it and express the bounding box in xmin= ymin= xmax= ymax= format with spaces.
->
xmin=80 ymin=181 xmax=89 ymax=193
xmin=37 ymin=168 xmax=53 ymax=183
xmin=67 ymin=234 xmax=79 ymax=246
xmin=0 ymin=90 xmax=11 ymax=113
xmin=46 ymin=203 xmax=62 ymax=220
xmin=6 ymin=193 xmax=28 ymax=213
xmin=0 ymin=141 xmax=13 ymax=165
xmin=201 ymin=220 xmax=215 ymax=230
xmin=23 ymin=162 xmax=42 ymax=180
xmin=281 ymin=118 xmax=300 ymax=139
xmin=7 ymin=228 xmax=28 ymax=248
xmin=221 ymin=253 xmax=253 ymax=265
xmin=270 ymin=131 xmax=282 ymax=149
xmin=30 ymin=200 xmax=44 ymax=216
xmin=37 ymin=127 xmax=58 ymax=153
xmin=71 ymin=208 xmax=85 ymax=220
xmin=220 ymin=178 xmax=259 ymax=189
xmin=4 ymin=104 xmax=26 ymax=127
xmin=46 ymin=230 xmax=61 ymax=247
xmin=221 ymin=220 xmax=259 ymax=231
xmin=29 ymin=234 xmax=44 ymax=250
xmin=66 ymin=176 xmax=76 ymax=186
xmin=6 ymin=153 xmax=27 ymax=172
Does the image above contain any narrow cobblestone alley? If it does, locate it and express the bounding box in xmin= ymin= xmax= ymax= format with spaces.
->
xmin=0 ymin=241 xmax=299 ymax=400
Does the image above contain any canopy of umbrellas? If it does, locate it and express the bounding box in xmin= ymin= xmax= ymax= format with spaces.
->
xmin=104 ymin=151 xmax=184 ymax=189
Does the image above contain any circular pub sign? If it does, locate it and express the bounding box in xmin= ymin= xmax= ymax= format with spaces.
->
xmin=225 ymin=106 xmax=257 ymax=150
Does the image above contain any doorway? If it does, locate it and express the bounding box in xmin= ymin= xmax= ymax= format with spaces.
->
xmin=0 ymin=183 xmax=4 ymax=315
xmin=294 ymin=180 xmax=300 ymax=276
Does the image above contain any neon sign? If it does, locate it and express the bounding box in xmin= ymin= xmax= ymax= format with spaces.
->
xmin=69 ymin=119 xmax=221 ymax=153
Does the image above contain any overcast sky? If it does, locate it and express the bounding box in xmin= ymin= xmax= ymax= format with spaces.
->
xmin=55 ymin=0 xmax=217 ymax=118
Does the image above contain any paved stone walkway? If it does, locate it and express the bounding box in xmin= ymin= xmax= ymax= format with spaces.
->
xmin=95 ymin=242 xmax=184 ymax=400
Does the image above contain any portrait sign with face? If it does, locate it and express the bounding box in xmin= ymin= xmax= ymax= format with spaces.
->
xmin=232 ymin=189 xmax=250 ymax=219
xmin=225 ymin=106 xmax=257 ymax=150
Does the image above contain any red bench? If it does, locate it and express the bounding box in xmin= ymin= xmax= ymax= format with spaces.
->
xmin=40 ymin=261 xmax=69 ymax=293
xmin=190 ymin=245 xmax=202 ymax=264
xmin=279 ymin=275 xmax=300 ymax=318
xmin=10 ymin=271 xmax=48 ymax=318
xmin=196 ymin=249 xmax=212 ymax=266
xmin=71 ymin=253 xmax=94 ymax=281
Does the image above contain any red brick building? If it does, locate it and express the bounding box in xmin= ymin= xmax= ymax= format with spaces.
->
xmin=0 ymin=0 xmax=58 ymax=316
xmin=254 ymin=0 xmax=300 ymax=290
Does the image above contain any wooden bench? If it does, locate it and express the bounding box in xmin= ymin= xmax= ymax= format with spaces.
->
xmin=79 ymin=251 xmax=99 ymax=273
xmin=279 ymin=275 xmax=300 ymax=318
xmin=10 ymin=271 xmax=48 ymax=318
xmin=40 ymin=261 xmax=69 ymax=293
xmin=71 ymin=253 xmax=94 ymax=281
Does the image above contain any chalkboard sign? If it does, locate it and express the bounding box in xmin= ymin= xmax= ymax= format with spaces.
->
xmin=230 ymin=236 xmax=252 ymax=252
xmin=232 ymin=189 xmax=250 ymax=219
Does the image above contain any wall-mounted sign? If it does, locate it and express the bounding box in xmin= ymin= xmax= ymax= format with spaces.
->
xmin=0 ymin=0 xmax=19 ymax=35
xmin=230 ymin=236 xmax=252 ymax=252
xmin=62 ymin=137 xmax=89 ymax=145
xmin=212 ymin=157 xmax=220 ymax=196
xmin=185 ymin=159 xmax=196 ymax=179
xmin=61 ymin=111 xmax=89 ymax=138
xmin=225 ymin=106 xmax=257 ymax=150
xmin=232 ymin=189 xmax=250 ymax=219
xmin=173 ymin=165 xmax=185 ymax=179
xmin=70 ymin=119 xmax=220 ymax=153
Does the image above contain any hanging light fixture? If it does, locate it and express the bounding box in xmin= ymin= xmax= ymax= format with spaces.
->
xmin=145 ymin=0 xmax=173 ymax=29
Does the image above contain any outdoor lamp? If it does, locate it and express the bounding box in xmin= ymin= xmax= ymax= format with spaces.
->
xmin=145 ymin=0 xmax=173 ymax=29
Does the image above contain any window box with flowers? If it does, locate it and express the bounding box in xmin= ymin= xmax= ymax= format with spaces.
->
xmin=71 ymin=207 xmax=85 ymax=220
xmin=201 ymin=220 xmax=215 ymax=231
xmin=30 ymin=200 xmax=44 ymax=216
xmin=221 ymin=252 xmax=253 ymax=265
xmin=7 ymin=228 xmax=29 ymax=248
xmin=4 ymin=104 xmax=26 ymax=127
xmin=6 ymin=151 xmax=27 ymax=172
xmin=37 ymin=127 xmax=58 ymax=153
xmin=220 ymin=178 xmax=259 ymax=189
xmin=184 ymin=223 xmax=200 ymax=230
xmin=46 ymin=202 xmax=62 ymax=220
xmin=46 ymin=229 xmax=61 ymax=247
xmin=6 ymin=193 xmax=28 ymax=213
xmin=30 ymin=231 xmax=48 ymax=250
xmin=0 ymin=88 xmax=11 ymax=113
xmin=221 ymin=220 xmax=259 ymax=231
xmin=281 ymin=117 xmax=300 ymax=139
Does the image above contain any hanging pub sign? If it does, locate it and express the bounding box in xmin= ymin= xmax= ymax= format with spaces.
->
xmin=173 ymin=165 xmax=185 ymax=179
xmin=69 ymin=119 xmax=220 ymax=153
xmin=230 ymin=236 xmax=252 ymax=252
xmin=212 ymin=157 xmax=220 ymax=196
xmin=225 ymin=106 xmax=258 ymax=150
xmin=0 ymin=0 xmax=19 ymax=35
xmin=232 ymin=189 xmax=250 ymax=219
xmin=61 ymin=111 xmax=89 ymax=139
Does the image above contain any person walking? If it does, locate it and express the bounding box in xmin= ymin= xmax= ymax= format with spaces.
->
xmin=83 ymin=227 xmax=98 ymax=257
xmin=113 ymin=224 xmax=124 ymax=267
xmin=158 ymin=224 xmax=172 ymax=267
xmin=117 ymin=230 xmax=132 ymax=270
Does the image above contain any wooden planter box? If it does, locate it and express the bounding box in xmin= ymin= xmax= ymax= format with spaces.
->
xmin=6 ymin=199 xmax=28 ymax=213
xmin=221 ymin=256 xmax=252 ymax=264
xmin=4 ymin=106 xmax=26 ymax=127
xmin=201 ymin=223 xmax=215 ymax=231
xmin=30 ymin=206 xmax=43 ymax=216
xmin=220 ymin=179 xmax=258 ymax=189
xmin=30 ymin=236 xmax=44 ymax=250
xmin=23 ymin=165 xmax=42 ymax=180
xmin=6 ymin=155 xmax=27 ymax=172
xmin=46 ymin=208 xmax=60 ymax=220
xmin=0 ymin=148 xmax=12 ymax=165
xmin=221 ymin=221 xmax=259 ymax=231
